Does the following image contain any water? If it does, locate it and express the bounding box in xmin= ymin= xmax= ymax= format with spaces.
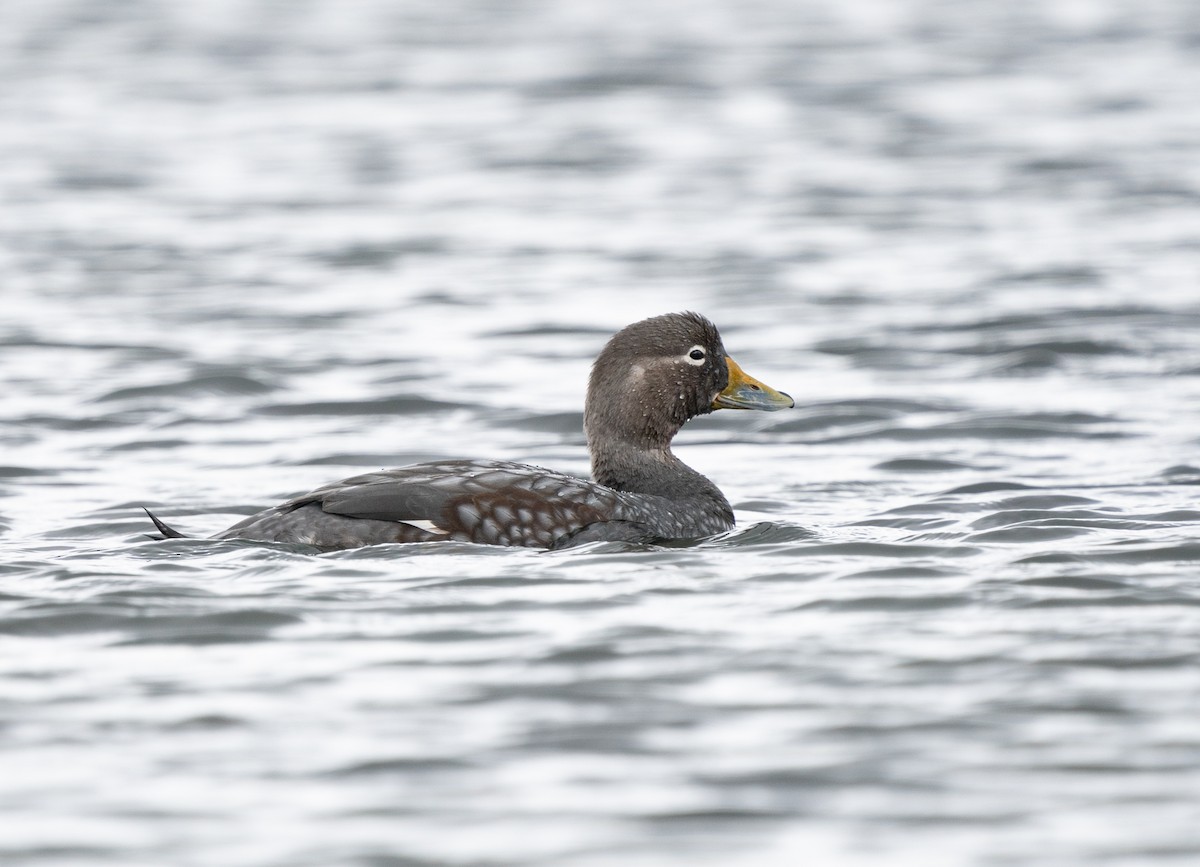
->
xmin=3 ymin=0 xmax=1200 ymax=864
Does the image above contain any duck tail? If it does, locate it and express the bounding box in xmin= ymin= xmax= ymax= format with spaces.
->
xmin=143 ymin=507 xmax=189 ymax=539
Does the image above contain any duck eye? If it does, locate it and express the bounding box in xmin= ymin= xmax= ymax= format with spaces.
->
xmin=685 ymin=346 xmax=706 ymax=365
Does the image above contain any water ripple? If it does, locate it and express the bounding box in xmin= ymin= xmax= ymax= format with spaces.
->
xmin=3 ymin=1 xmax=1200 ymax=865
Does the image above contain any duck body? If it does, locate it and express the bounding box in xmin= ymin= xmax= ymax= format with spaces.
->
xmin=146 ymin=312 xmax=793 ymax=551
xmin=208 ymin=458 xmax=733 ymax=550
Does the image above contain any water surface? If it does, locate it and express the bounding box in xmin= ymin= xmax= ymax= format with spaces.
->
xmin=2 ymin=1 xmax=1200 ymax=865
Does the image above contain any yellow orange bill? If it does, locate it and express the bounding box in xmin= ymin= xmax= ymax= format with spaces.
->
xmin=712 ymin=357 xmax=794 ymax=411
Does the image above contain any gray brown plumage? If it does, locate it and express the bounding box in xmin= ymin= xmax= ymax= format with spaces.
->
xmin=145 ymin=312 xmax=793 ymax=550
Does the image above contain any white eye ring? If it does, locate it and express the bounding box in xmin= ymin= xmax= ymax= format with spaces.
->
xmin=684 ymin=345 xmax=706 ymax=366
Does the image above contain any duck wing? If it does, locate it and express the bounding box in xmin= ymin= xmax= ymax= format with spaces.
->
xmin=217 ymin=459 xmax=651 ymax=549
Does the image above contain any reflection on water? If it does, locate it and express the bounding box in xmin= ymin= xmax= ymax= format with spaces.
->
xmin=2 ymin=0 xmax=1200 ymax=865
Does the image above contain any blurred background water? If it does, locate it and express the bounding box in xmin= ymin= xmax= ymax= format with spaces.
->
xmin=2 ymin=0 xmax=1200 ymax=864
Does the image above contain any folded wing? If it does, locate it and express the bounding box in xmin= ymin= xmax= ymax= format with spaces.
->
xmin=217 ymin=459 xmax=650 ymax=548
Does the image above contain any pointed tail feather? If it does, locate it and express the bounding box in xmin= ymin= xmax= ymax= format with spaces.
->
xmin=144 ymin=507 xmax=189 ymax=539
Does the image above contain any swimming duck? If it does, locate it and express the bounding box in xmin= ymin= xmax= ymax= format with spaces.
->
xmin=146 ymin=312 xmax=793 ymax=550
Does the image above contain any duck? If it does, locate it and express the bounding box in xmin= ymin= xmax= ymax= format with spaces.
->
xmin=145 ymin=312 xmax=793 ymax=550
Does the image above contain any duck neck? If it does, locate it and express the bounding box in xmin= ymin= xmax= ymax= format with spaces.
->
xmin=589 ymin=438 xmax=732 ymax=516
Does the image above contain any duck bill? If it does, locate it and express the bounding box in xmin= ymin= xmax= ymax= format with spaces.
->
xmin=712 ymin=357 xmax=794 ymax=411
